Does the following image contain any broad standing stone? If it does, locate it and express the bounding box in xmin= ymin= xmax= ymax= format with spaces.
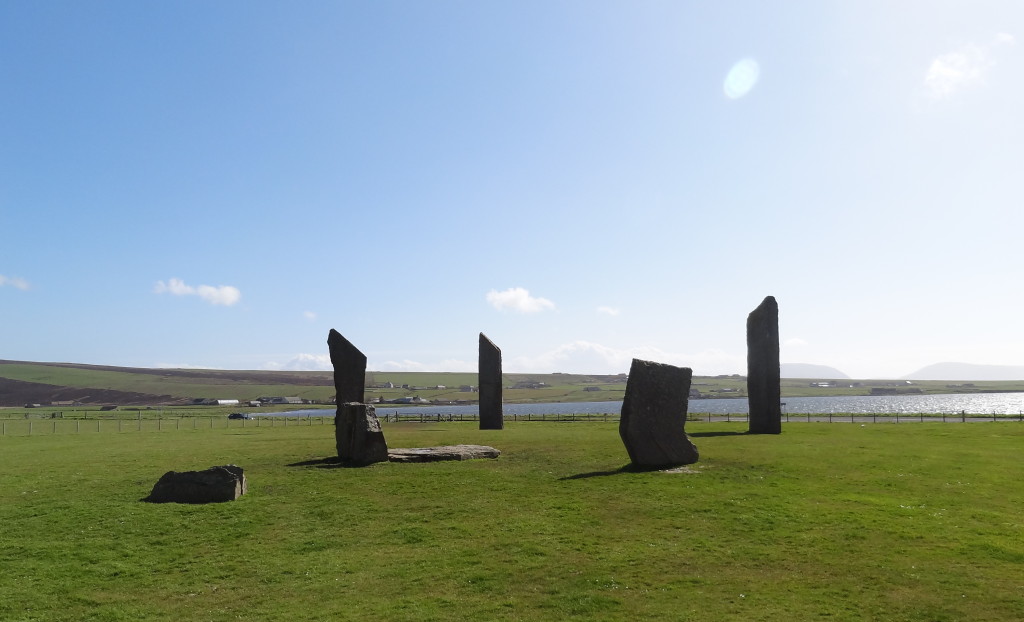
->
xmin=328 ymin=329 xmax=366 ymax=405
xmin=747 ymin=295 xmax=782 ymax=434
xmin=619 ymin=358 xmax=699 ymax=468
xmin=478 ymin=333 xmax=503 ymax=430
xmin=146 ymin=465 xmax=247 ymax=504
xmin=336 ymin=402 xmax=389 ymax=466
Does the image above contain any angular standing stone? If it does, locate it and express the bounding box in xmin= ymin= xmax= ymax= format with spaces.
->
xmin=619 ymin=358 xmax=699 ymax=468
xmin=747 ymin=295 xmax=782 ymax=434
xmin=335 ymin=402 xmax=389 ymax=466
xmin=478 ymin=333 xmax=503 ymax=430
xmin=146 ymin=465 xmax=247 ymax=504
xmin=328 ymin=329 xmax=366 ymax=405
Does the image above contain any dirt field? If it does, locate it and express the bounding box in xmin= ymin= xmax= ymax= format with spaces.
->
xmin=0 ymin=377 xmax=183 ymax=407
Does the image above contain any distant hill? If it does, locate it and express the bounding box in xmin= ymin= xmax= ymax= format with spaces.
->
xmin=780 ymin=363 xmax=849 ymax=379
xmin=903 ymin=362 xmax=1024 ymax=381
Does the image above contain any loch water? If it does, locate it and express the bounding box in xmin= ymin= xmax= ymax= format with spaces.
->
xmin=267 ymin=392 xmax=1024 ymax=417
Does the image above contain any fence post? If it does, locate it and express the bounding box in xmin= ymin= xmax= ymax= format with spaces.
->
xmin=895 ymin=412 xmax=899 ymax=423
xmin=53 ymin=420 xmax=57 ymax=434
xmin=29 ymin=421 xmax=32 ymax=436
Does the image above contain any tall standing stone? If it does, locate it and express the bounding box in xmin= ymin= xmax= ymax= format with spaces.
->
xmin=328 ymin=329 xmax=366 ymax=405
xmin=747 ymin=296 xmax=782 ymax=434
xmin=478 ymin=333 xmax=503 ymax=430
xmin=619 ymin=358 xmax=699 ymax=468
xmin=335 ymin=402 xmax=389 ymax=466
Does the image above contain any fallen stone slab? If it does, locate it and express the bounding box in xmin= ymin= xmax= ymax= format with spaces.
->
xmin=387 ymin=445 xmax=501 ymax=463
xmin=146 ymin=465 xmax=247 ymax=504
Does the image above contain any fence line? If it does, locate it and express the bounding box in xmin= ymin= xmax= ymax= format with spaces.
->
xmin=0 ymin=414 xmax=332 ymax=437
xmin=3 ymin=410 xmax=1023 ymax=437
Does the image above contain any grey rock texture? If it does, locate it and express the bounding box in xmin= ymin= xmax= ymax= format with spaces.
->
xmin=746 ymin=296 xmax=782 ymax=434
xmin=478 ymin=333 xmax=503 ymax=430
xmin=335 ymin=402 xmax=389 ymax=466
xmin=146 ymin=465 xmax=247 ymax=504
xmin=387 ymin=445 xmax=501 ymax=463
xmin=328 ymin=329 xmax=366 ymax=405
xmin=619 ymin=358 xmax=699 ymax=468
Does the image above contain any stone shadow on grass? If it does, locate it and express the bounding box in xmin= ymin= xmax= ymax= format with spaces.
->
xmin=688 ymin=430 xmax=749 ymax=438
xmin=560 ymin=464 xmax=668 ymax=480
xmin=286 ymin=457 xmax=353 ymax=469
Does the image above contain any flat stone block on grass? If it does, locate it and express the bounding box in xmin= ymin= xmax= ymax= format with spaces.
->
xmin=387 ymin=445 xmax=500 ymax=463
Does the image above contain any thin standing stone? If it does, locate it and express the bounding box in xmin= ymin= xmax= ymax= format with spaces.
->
xmin=478 ymin=333 xmax=503 ymax=430
xmin=328 ymin=329 xmax=366 ymax=405
xmin=747 ymin=295 xmax=782 ymax=434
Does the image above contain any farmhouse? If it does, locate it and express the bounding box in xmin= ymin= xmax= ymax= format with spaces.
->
xmin=192 ymin=398 xmax=241 ymax=406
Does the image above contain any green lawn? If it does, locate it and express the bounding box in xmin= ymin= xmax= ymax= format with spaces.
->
xmin=1 ymin=421 xmax=1022 ymax=621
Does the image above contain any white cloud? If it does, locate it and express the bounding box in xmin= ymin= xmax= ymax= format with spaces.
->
xmin=506 ymin=340 xmax=745 ymax=376
xmin=154 ymin=277 xmax=241 ymax=306
xmin=924 ymin=33 xmax=1015 ymax=99
xmin=375 ymin=358 xmax=475 ymax=373
xmin=597 ymin=306 xmax=620 ymax=316
xmin=486 ymin=287 xmax=555 ymax=313
xmin=0 ymin=274 xmax=30 ymax=290
xmin=262 ymin=353 xmax=332 ymax=371
xmin=783 ymin=337 xmax=808 ymax=348
xmin=303 ymin=311 xmax=317 ymax=322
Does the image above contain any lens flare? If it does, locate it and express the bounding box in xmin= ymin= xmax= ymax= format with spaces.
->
xmin=723 ymin=58 xmax=760 ymax=99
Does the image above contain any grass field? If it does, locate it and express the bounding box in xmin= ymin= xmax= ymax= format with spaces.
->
xmin=2 ymin=420 xmax=1022 ymax=621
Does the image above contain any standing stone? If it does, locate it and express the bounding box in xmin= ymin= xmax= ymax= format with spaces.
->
xmin=335 ymin=402 xmax=389 ymax=466
xmin=146 ymin=465 xmax=247 ymax=504
xmin=478 ymin=333 xmax=503 ymax=430
xmin=328 ymin=329 xmax=366 ymax=405
xmin=619 ymin=358 xmax=699 ymax=468
xmin=747 ymin=295 xmax=782 ymax=434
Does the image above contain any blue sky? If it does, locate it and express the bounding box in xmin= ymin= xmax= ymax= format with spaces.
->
xmin=2 ymin=1 xmax=1022 ymax=378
